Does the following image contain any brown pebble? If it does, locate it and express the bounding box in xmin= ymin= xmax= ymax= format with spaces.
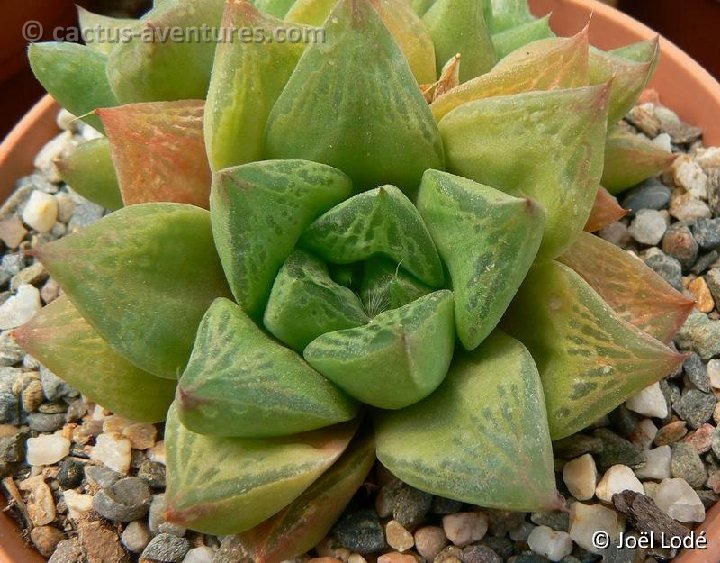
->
xmin=378 ymin=553 xmax=418 ymax=563
xmin=688 ymin=277 xmax=716 ymax=313
xmin=48 ymin=538 xmax=83 ymax=563
xmin=654 ymin=420 xmax=688 ymax=446
xmin=682 ymin=422 xmax=715 ymax=453
xmin=433 ymin=545 xmax=463 ymax=563
xmin=0 ymin=217 xmax=27 ymax=249
xmin=22 ymin=379 xmax=44 ymax=413
xmin=414 ymin=525 xmax=447 ymax=561
xmin=77 ymin=519 xmax=130 ymax=563
xmin=308 ymin=558 xmax=343 ymax=563
xmin=19 ymin=475 xmax=56 ymax=527
xmin=386 ymin=520 xmax=414 ymax=552
xmin=31 ymin=525 xmax=65 ymax=558
xmin=613 ymin=490 xmax=690 ymax=539
xmin=315 ymin=536 xmax=351 ymax=560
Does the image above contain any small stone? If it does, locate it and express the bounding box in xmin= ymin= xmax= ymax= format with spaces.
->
xmin=629 ymin=209 xmax=669 ymax=245
xmin=86 ymin=464 xmax=122 ymax=488
xmin=182 ymin=546 xmax=214 ymax=563
xmin=22 ymin=191 xmax=58 ymax=232
xmin=527 ymin=525 xmax=572 ymax=562
xmin=386 ymin=520 xmax=414 ymax=552
xmin=599 ymin=221 xmax=630 ymax=246
xmin=684 ymin=353 xmax=710 ymax=392
xmin=651 ymin=478 xmax=706 ymax=522
xmin=593 ymin=428 xmax=645 ymax=470
xmin=40 ymin=278 xmax=61 ymax=304
xmin=123 ymin=422 xmax=157 ymax=450
xmin=348 ymin=555 xmax=367 ymax=563
xmin=77 ymin=519 xmax=130 ymax=563
xmin=10 ymin=262 xmax=47 ymax=292
xmin=672 ymin=388 xmax=716 ymax=429
xmin=629 ymin=418 xmax=658 ymax=450
xmin=138 ymin=459 xmax=166 ymax=488
xmin=562 ymin=454 xmax=597 ymax=501
xmin=93 ymin=476 xmax=151 ymax=522
xmin=673 ymin=155 xmax=708 ymax=199
xmin=48 ymin=538 xmax=83 ymax=563
xmin=569 ymin=503 xmax=623 ymax=555
xmin=0 ymin=332 xmax=24 ymax=367
xmin=433 ymin=545 xmax=463 ymax=562
xmin=626 ymin=103 xmax=661 ymax=137
xmin=462 ymin=545 xmax=502 ymax=563
xmin=63 ymin=489 xmax=94 ymax=521
xmin=58 ymin=458 xmax=85 ymax=489
xmin=41 ymin=367 xmax=77 ymax=401
xmin=596 ymin=465 xmax=644 ymax=502
xmin=55 ymin=192 xmax=76 ymax=223
xmin=377 ymin=553 xmax=416 ymax=563
xmin=390 ymin=485 xmax=433 ymax=529
xmin=148 ymin=440 xmax=166 ymax=465
xmin=655 ymin=421 xmax=688 ymax=446
xmin=122 ymin=520 xmax=151 ymax=553
xmin=19 ymin=475 xmax=56 ymax=526
xmin=635 ymin=446 xmax=672 ymax=480
xmin=26 ymin=433 xmax=70 ymax=466
xmin=652 ymin=132 xmax=672 ymax=152
xmin=670 ymin=443 xmax=707 ymax=488
xmin=31 ymin=526 xmax=65 ymax=558
xmin=22 ymin=378 xmax=44 ymax=413
xmin=690 ymin=218 xmax=720 ymax=251
xmin=707 ymin=268 xmax=720 ymax=303
xmin=697 ymin=489 xmax=718 ymax=508
xmin=661 ymin=223 xmax=698 ymax=271
xmin=68 ymin=203 xmax=105 ymax=233
xmin=529 ymin=511 xmax=569 ymax=532
xmin=0 ymin=284 xmax=41 ymax=330
xmin=0 ymin=217 xmax=27 ymax=249
xmin=708 ymin=359 xmax=720 ymax=390
xmin=612 ymin=490 xmax=690 ymax=540
xmin=91 ymin=432 xmax=132 ymax=473
xmin=315 ymin=537 xmax=351 ymax=560
xmin=148 ymin=494 xmax=185 ymax=536
xmin=682 ymin=422 xmax=715 ymax=453
xmin=27 ymin=412 xmax=66 ymax=432
xmin=487 ymin=509 xmax=525 ymax=536
xmin=670 ymin=192 xmax=712 ymax=222
xmin=414 ymin=526 xmax=446 ymax=561
xmin=430 ymin=495 xmax=463 ymax=515
xmin=509 ymin=522 xmax=536 ymax=542
xmin=442 ymin=512 xmax=489 ymax=547
xmin=688 ymin=277 xmax=715 ymax=313
xmin=621 ymin=180 xmax=671 ymax=215
xmin=645 ymin=253 xmax=683 ymax=290
xmin=141 ymin=533 xmax=190 ymax=563
xmin=691 ymin=250 xmax=719 ymax=275
xmin=625 ymin=383 xmax=668 ymax=418
xmin=334 ymin=509 xmax=386 ymax=554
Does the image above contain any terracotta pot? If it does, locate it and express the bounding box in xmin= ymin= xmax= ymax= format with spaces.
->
xmin=1 ymin=0 xmax=720 ymax=560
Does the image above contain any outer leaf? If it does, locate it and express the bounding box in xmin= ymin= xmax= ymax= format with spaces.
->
xmin=503 ymin=261 xmax=685 ymax=440
xmin=611 ymin=39 xmax=659 ymax=63
xmin=253 ymin=0 xmax=296 ymax=18
xmin=284 ymin=0 xmax=336 ymax=24
xmin=360 ymin=258 xmax=433 ymax=317
xmin=177 ymin=298 xmax=358 ymax=437
xmin=236 ymin=430 xmax=375 ymax=562
xmin=417 ymin=169 xmax=544 ymax=350
xmin=204 ymin=1 xmax=306 ymax=171
xmin=211 ymin=160 xmax=352 ymax=320
xmin=36 ymin=204 xmax=231 ymax=379
xmin=583 ymin=187 xmax=627 ymax=233
xmin=299 ymin=186 xmax=445 ymax=287
xmin=422 ymin=0 xmax=496 ymax=83
xmin=602 ymin=130 xmax=677 ymax=194
xmin=77 ymin=7 xmax=138 ymax=56
xmin=589 ymin=39 xmax=659 ymax=125
xmin=375 ymin=331 xmax=560 ymax=511
xmin=265 ymin=0 xmax=445 ymax=194
xmin=559 ymin=232 xmax=694 ymax=344
xmin=439 ymin=85 xmax=608 ymax=258
xmin=98 ymin=101 xmax=211 ymax=208
xmin=411 ymin=0 xmax=435 ymax=15
xmin=488 ymin=0 xmax=535 ymax=33
xmin=165 ymin=404 xmax=356 ymax=535
xmin=431 ymin=29 xmax=590 ymax=122
xmin=106 ymin=0 xmax=225 ymax=102
xmin=56 ymin=139 xmax=123 ymax=211
xmin=304 ymin=291 xmax=455 ymax=410
xmin=13 ymin=296 xmax=175 ymax=423
xmin=491 ymin=15 xmax=554 ymax=60
xmin=264 ymin=251 xmax=368 ymax=352
xmin=28 ymin=42 xmax=117 ymax=131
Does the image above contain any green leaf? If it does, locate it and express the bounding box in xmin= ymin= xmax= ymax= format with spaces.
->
xmin=204 ymin=1 xmax=307 ymax=171
xmin=285 ymin=0 xmax=336 ymax=24
xmin=236 ymin=429 xmax=375 ymax=562
xmin=165 ymin=403 xmax=356 ymax=535
xmin=488 ymin=0 xmax=535 ymax=33
xmin=375 ymin=331 xmax=561 ymax=511
xmin=265 ymin=0 xmax=445 ymax=194
xmin=491 ymin=15 xmax=554 ymax=60
xmin=98 ymin=101 xmax=211 ymax=208
xmin=77 ymin=6 xmax=138 ymax=56
xmin=559 ymin=232 xmax=694 ymax=345
xmin=264 ymin=250 xmax=368 ymax=352
xmin=304 ymin=290 xmax=455 ymax=410
xmin=106 ymin=0 xmax=225 ymax=103
xmin=601 ymin=130 xmax=677 ymax=194
xmin=439 ymin=85 xmax=609 ymax=258
xmin=611 ymin=39 xmax=659 ymax=63
xmin=417 ymin=169 xmax=544 ymax=350
xmin=56 ymin=139 xmax=123 ymax=211
xmin=177 ymin=298 xmax=358 ymax=437
xmin=422 ymin=0 xmax=496 ymax=83
xmin=211 ymin=160 xmax=352 ymax=320
xmin=299 ymin=186 xmax=445 ymax=287
xmin=253 ymin=0 xmax=297 ymax=18
xmin=411 ymin=0 xmax=435 ymax=15
xmin=589 ymin=39 xmax=659 ymax=125
xmin=13 ymin=296 xmax=176 ymax=423
xmin=502 ymin=261 xmax=685 ymax=440
xmin=28 ymin=42 xmax=117 ymax=131
xmin=360 ymin=258 xmax=433 ymax=317
xmin=36 ymin=204 xmax=231 ymax=379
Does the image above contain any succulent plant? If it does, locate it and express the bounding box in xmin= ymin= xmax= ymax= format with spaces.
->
xmin=18 ymin=0 xmax=692 ymax=557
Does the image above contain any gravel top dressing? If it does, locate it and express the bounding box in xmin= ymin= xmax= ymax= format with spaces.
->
xmin=2 ymin=97 xmax=720 ymax=563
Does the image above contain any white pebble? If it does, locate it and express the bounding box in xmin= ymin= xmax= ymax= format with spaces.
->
xmin=33 ymin=132 xmax=74 ymax=184
xmin=569 ymin=503 xmax=624 ymax=554
xmin=26 ymin=433 xmax=70 ymax=466
xmin=63 ymin=490 xmax=94 ymax=521
xmin=707 ymin=359 xmax=720 ymax=390
xmin=629 ymin=209 xmax=669 ymax=245
xmin=625 ymin=382 xmax=668 ymax=418
xmin=652 ymin=478 xmax=706 ymax=522
xmin=0 ymin=285 xmax=41 ymax=330
xmin=652 ymin=132 xmax=672 ymax=152
xmin=183 ymin=546 xmax=214 ymax=563
xmin=562 ymin=454 xmax=598 ymax=501
xmin=527 ymin=525 xmax=572 ymax=562
xmin=148 ymin=440 xmax=166 ymax=465
xmin=596 ymin=465 xmax=644 ymax=503
xmin=672 ymin=155 xmax=708 ymax=200
xmin=670 ymin=193 xmax=712 ymax=222
xmin=91 ymin=432 xmax=132 ymax=474
xmin=121 ymin=521 xmax=150 ymax=553
xmin=22 ymin=191 xmax=58 ymax=233
xmin=635 ymin=446 xmax=672 ymax=480
xmin=442 ymin=512 xmax=488 ymax=547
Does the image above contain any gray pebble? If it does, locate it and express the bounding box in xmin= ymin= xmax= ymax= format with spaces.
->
xmin=40 ymin=367 xmax=77 ymax=401
xmin=691 ymin=250 xmax=719 ymax=275
xmin=333 ymin=509 xmax=386 ymax=553
xmin=671 ymin=442 xmax=708 ymax=487
xmin=431 ymin=495 xmax=463 ymax=514
xmin=138 ymin=459 xmax=166 ymax=488
xmin=47 ymin=538 xmax=83 ymax=563
xmin=552 ymin=433 xmax=603 ymax=460
xmin=697 ymin=489 xmax=718 ymax=508
xmin=661 ymin=223 xmax=698 ymax=272
xmin=675 ymin=313 xmax=720 ymax=359
xmin=0 ymin=392 xmax=19 ymax=424
xmin=711 ymin=428 xmax=720 ymax=459
xmin=707 ymin=268 xmax=720 ymax=305
xmin=690 ymin=218 xmax=720 ymax=251
xmin=645 ymin=253 xmax=683 ymax=290
xmin=672 ymin=388 xmax=717 ymax=429
xmin=26 ymin=412 xmax=65 ymax=433
xmin=68 ymin=203 xmax=104 ymax=232
xmin=621 ymin=180 xmax=671 ymax=215
xmin=608 ymin=404 xmax=639 ymax=438
xmin=482 ymin=536 xmax=515 ymax=560
xmin=487 ymin=509 xmax=526 ymax=536
xmin=140 ymin=533 xmax=189 ymax=563
xmin=513 ymin=554 xmax=549 ymax=563
xmin=92 ymin=476 xmax=151 ymax=522
xmin=85 ymin=465 xmax=122 ymax=488
xmin=390 ymin=484 xmax=432 ymax=528
xmin=602 ymin=544 xmax=639 ymax=563
xmin=683 ymin=353 xmax=710 ymax=393
xmin=462 ymin=544 xmax=502 ymax=563
xmin=58 ymin=458 xmax=85 ymax=489
xmin=0 ymin=332 xmax=24 ymax=367
xmin=593 ymin=428 xmax=645 ymax=470
xmin=530 ymin=510 xmax=569 ymax=532
xmin=10 ymin=262 xmax=47 ymax=292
